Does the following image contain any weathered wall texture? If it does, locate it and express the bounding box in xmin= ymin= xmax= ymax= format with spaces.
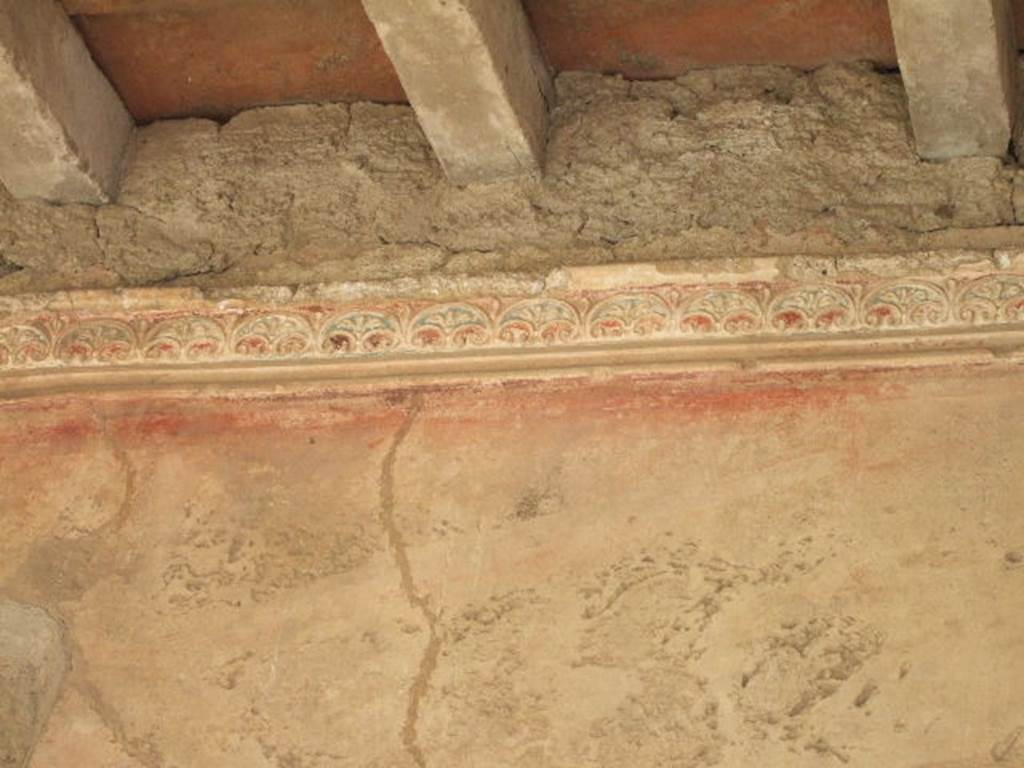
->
xmin=1 ymin=363 xmax=1022 ymax=767
xmin=1 ymin=63 xmax=1023 ymax=294
xmin=0 ymin=602 xmax=68 ymax=768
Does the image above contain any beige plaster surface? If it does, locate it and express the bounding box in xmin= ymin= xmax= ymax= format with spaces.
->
xmin=1 ymin=362 xmax=1022 ymax=767
xmin=3 ymin=64 xmax=1024 ymax=292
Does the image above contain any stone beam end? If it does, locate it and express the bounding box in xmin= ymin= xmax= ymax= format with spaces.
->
xmin=0 ymin=0 xmax=134 ymax=204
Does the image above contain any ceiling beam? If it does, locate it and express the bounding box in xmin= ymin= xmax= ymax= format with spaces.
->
xmin=0 ymin=0 xmax=133 ymax=203
xmin=888 ymin=0 xmax=1018 ymax=159
xmin=362 ymin=0 xmax=553 ymax=184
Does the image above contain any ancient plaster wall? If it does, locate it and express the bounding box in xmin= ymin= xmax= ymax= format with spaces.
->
xmin=0 ymin=363 xmax=1022 ymax=767
xmin=1 ymin=63 xmax=1023 ymax=293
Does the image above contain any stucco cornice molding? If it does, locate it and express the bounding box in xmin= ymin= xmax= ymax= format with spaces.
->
xmin=2 ymin=252 xmax=1024 ymax=395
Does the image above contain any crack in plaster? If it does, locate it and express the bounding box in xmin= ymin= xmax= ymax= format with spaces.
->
xmin=78 ymin=407 xmax=140 ymax=536
xmin=59 ymin=412 xmax=160 ymax=766
xmin=378 ymin=393 xmax=440 ymax=768
xmin=71 ymin=634 xmax=166 ymax=768
xmin=100 ymin=416 xmax=139 ymax=532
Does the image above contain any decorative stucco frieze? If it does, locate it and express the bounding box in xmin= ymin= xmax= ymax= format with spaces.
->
xmin=1 ymin=269 xmax=1023 ymax=377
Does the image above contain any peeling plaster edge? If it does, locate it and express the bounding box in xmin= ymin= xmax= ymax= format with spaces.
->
xmin=0 ymin=249 xmax=1019 ymax=314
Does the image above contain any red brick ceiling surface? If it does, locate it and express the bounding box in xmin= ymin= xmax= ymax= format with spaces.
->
xmin=64 ymin=0 xmax=404 ymax=122
xmin=60 ymin=0 xmax=1024 ymax=123
xmin=525 ymin=0 xmax=897 ymax=78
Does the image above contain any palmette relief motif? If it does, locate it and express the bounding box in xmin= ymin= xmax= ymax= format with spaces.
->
xmin=232 ymin=313 xmax=316 ymax=357
xmin=497 ymin=300 xmax=580 ymax=344
xmin=768 ymin=286 xmax=856 ymax=332
xmin=958 ymin=275 xmax=1024 ymax=323
xmin=142 ymin=316 xmax=227 ymax=361
xmin=0 ymin=273 xmax=1022 ymax=371
xmin=410 ymin=303 xmax=491 ymax=348
xmin=55 ymin=320 xmax=136 ymax=364
xmin=321 ymin=311 xmax=400 ymax=354
xmin=680 ymin=289 xmax=763 ymax=335
xmin=863 ymin=282 xmax=950 ymax=328
xmin=0 ymin=323 xmax=49 ymax=366
xmin=588 ymin=293 xmax=672 ymax=337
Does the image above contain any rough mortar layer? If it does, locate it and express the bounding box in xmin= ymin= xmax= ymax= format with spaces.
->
xmin=0 ymin=601 xmax=69 ymax=768
xmin=1 ymin=63 xmax=1024 ymax=292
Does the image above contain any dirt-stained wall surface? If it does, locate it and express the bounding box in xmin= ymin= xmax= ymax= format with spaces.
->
xmin=0 ymin=364 xmax=1022 ymax=767
xmin=1 ymin=63 xmax=1023 ymax=293
xmin=3 ymin=55 xmax=1024 ymax=768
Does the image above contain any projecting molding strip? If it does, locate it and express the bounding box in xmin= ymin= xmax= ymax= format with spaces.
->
xmin=1 ymin=252 xmax=1023 ymax=393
